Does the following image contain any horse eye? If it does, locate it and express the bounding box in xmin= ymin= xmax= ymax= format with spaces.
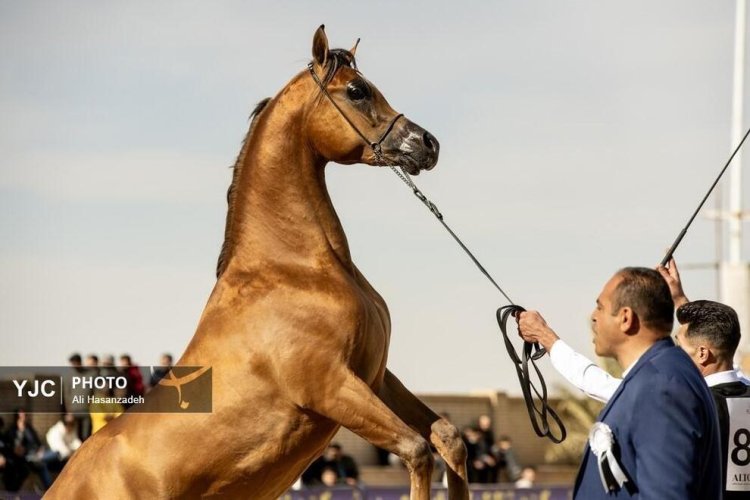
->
xmin=346 ymin=82 xmax=369 ymax=101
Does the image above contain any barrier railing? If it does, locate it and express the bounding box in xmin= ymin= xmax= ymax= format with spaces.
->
xmin=282 ymin=484 xmax=573 ymax=500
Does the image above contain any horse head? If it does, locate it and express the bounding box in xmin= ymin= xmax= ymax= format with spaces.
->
xmin=305 ymin=25 xmax=439 ymax=175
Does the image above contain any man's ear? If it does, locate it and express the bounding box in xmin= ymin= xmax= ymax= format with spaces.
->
xmin=696 ymin=345 xmax=714 ymax=366
xmin=312 ymin=24 xmax=329 ymax=68
xmin=619 ymin=307 xmax=637 ymax=333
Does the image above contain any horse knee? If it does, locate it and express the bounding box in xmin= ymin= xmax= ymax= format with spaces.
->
xmin=402 ymin=438 xmax=434 ymax=476
xmin=432 ymin=419 xmax=467 ymax=467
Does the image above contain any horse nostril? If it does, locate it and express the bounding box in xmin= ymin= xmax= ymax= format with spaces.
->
xmin=423 ymin=132 xmax=437 ymax=151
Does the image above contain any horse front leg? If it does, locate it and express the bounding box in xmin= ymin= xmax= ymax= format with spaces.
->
xmin=310 ymin=370 xmax=434 ymax=500
xmin=379 ymin=369 xmax=470 ymax=500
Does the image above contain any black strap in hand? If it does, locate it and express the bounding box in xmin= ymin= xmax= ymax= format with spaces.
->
xmin=497 ymin=305 xmax=566 ymax=444
xmin=389 ymin=167 xmax=566 ymax=443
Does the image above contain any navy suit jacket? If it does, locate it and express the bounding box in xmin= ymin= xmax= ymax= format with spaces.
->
xmin=573 ymin=338 xmax=722 ymax=499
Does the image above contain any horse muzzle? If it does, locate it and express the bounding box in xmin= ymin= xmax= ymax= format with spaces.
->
xmin=381 ymin=119 xmax=440 ymax=175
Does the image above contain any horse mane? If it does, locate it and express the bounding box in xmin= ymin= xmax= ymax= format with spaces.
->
xmin=215 ymin=49 xmax=356 ymax=278
xmin=321 ymin=48 xmax=357 ymax=85
xmin=216 ymin=97 xmax=271 ymax=278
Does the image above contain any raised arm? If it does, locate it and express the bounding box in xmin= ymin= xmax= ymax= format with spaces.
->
xmin=656 ymin=257 xmax=689 ymax=308
xmin=517 ymin=311 xmax=621 ymax=403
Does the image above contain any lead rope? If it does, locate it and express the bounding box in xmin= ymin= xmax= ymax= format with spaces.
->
xmin=390 ymin=165 xmax=566 ymax=444
xmin=309 ymin=62 xmax=565 ymax=443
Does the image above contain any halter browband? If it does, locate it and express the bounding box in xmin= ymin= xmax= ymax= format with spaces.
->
xmin=307 ymin=62 xmax=403 ymax=160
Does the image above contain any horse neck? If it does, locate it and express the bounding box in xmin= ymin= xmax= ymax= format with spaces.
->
xmin=225 ymin=90 xmax=353 ymax=272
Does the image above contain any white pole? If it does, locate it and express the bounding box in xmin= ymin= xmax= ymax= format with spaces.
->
xmin=729 ymin=0 xmax=746 ymax=264
xmin=724 ymin=0 xmax=750 ymax=370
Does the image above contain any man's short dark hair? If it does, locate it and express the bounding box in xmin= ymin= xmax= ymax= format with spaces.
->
xmin=612 ymin=267 xmax=674 ymax=333
xmin=68 ymin=353 xmax=82 ymax=364
xmin=676 ymin=300 xmax=740 ymax=359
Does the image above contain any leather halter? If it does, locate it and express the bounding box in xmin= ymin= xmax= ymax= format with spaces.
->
xmin=307 ymin=62 xmax=403 ymax=161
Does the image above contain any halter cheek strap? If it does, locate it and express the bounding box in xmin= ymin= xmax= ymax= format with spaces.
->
xmin=307 ymin=62 xmax=403 ymax=160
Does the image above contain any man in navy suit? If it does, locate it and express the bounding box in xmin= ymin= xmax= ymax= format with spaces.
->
xmin=518 ymin=258 xmax=749 ymax=498
xmin=523 ymin=267 xmax=722 ymax=499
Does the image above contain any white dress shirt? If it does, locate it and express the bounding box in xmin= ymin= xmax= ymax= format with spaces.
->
xmin=704 ymin=369 xmax=750 ymax=388
xmin=550 ymin=340 xmax=750 ymax=403
xmin=549 ymin=339 xmax=621 ymax=403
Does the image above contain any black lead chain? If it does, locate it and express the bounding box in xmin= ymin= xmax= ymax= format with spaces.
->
xmin=391 ymin=166 xmax=566 ymax=443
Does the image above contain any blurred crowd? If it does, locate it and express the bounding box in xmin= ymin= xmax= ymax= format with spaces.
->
xmin=2 ymin=354 xmax=538 ymax=493
xmin=0 ymin=352 xmax=172 ymax=493
xmin=461 ymin=414 xmax=528 ymax=485
xmin=298 ymin=412 xmax=537 ymax=490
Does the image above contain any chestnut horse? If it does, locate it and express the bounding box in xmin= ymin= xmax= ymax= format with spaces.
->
xmin=46 ymin=26 xmax=468 ymax=500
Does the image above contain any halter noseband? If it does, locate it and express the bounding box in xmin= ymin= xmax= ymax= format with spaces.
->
xmin=307 ymin=62 xmax=403 ymax=161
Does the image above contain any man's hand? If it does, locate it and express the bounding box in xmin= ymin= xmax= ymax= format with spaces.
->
xmin=656 ymin=257 xmax=689 ymax=308
xmin=516 ymin=310 xmax=560 ymax=352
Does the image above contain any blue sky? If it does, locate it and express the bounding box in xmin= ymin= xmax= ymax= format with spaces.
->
xmin=1 ymin=1 xmax=747 ymax=394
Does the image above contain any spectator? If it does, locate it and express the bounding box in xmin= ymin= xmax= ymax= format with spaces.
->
xmin=119 ymin=354 xmax=145 ymax=407
xmin=462 ymin=426 xmax=495 ymax=484
xmin=1 ymin=415 xmax=28 ymax=492
xmin=45 ymin=413 xmax=81 ymax=463
xmin=374 ymin=445 xmax=391 ymax=466
xmin=492 ymin=435 xmax=522 ymax=482
xmin=84 ymin=354 xmax=100 ymax=372
xmin=90 ymin=387 xmax=125 ymax=434
xmin=477 ymin=414 xmax=495 ymax=449
xmin=515 ymin=466 xmax=536 ymax=489
xmin=320 ymin=467 xmax=338 ymax=487
xmin=149 ymin=353 xmax=174 ymax=388
xmin=65 ymin=353 xmax=92 ymax=441
xmin=100 ymin=354 xmax=117 ymax=378
xmin=5 ymin=409 xmax=57 ymax=491
xmin=302 ymin=443 xmax=360 ymax=486
xmin=476 ymin=414 xmax=497 ymax=482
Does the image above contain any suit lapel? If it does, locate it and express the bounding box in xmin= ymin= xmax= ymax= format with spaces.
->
xmin=573 ymin=337 xmax=674 ymax=494
xmin=597 ymin=337 xmax=673 ymax=421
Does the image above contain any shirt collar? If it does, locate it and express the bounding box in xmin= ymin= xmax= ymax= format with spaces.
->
xmin=622 ymin=355 xmax=642 ymax=378
xmin=621 ymin=337 xmax=675 ymax=378
xmin=704 ymin=369 xmax=747 ymax=387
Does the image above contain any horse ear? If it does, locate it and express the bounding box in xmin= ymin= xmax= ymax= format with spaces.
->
xmin=349 ymin=38 xmax=361 ymax=57
xmin=312 ymin=24 xmax=329 ymax=67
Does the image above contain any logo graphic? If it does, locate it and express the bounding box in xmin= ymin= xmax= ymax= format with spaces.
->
xmin=157 ymin=366 xmax=211 ymax=410
xmin=0 ymin=366 xmax=212 ymax=414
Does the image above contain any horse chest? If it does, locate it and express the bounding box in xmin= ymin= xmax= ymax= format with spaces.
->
xmin=347 ymin=283 xmax=391 ymax=379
